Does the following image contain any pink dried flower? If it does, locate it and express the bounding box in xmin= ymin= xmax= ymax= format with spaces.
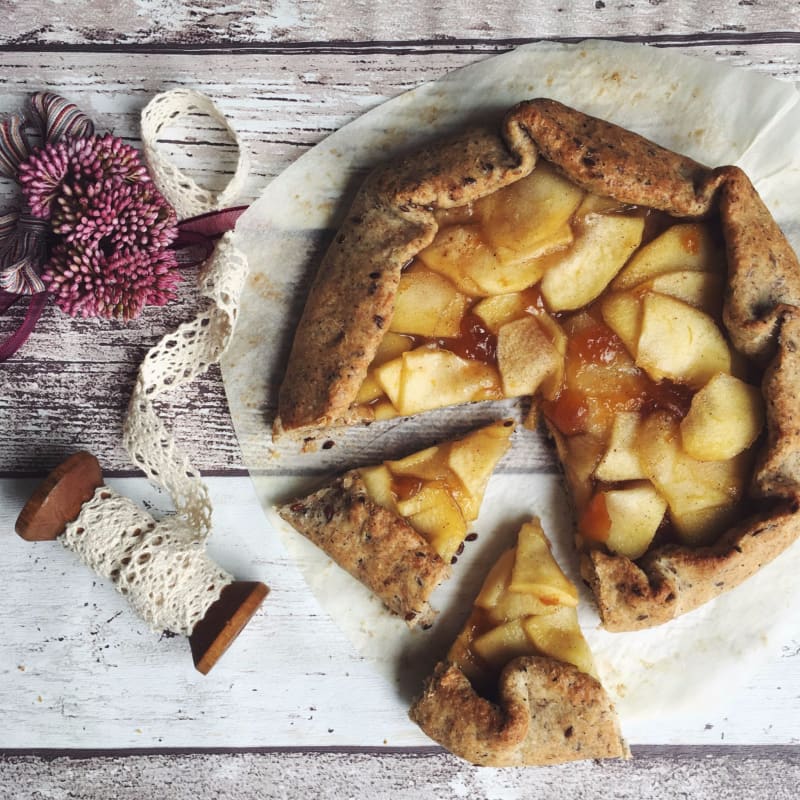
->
xmin=52 ymin=179 xmax=178 ymax=252
xmin=19 ymin=134 xmax=150 ymax=219
xmin=42 ymin=241 xmax=181 ymax=320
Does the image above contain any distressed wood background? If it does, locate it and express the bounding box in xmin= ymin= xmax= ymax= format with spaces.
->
xmin=1 ymin=1 xmax=800 ymax=797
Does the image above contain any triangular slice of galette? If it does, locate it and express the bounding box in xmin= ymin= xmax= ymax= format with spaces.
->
xmin=410 ymin=517 xmax=627 ymax=766
xmin=277 ymin=420 xmax=513 ymax=626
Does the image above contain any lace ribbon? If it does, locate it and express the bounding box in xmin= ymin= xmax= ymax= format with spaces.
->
xmin=123 ymin=90 xmax=250 ymax=540
xmin=63 ymin=487 xmax=233 ymax=635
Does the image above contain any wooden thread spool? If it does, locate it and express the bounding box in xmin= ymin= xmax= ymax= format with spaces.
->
xmin=15 ymin=451 xmax=268 ymax=675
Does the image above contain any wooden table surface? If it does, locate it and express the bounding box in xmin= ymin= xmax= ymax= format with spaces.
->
xmin=2 ymin=2 xmax=800 ymax=797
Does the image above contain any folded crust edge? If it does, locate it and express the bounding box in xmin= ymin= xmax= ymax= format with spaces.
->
xmin=409 ymin=657 xmax=629 ymax=766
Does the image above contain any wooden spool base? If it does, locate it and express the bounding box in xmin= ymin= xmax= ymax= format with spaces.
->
xmin=190 ymin=580 xmax=269 ymax=675
xmin=16 ymin=451 xmax=104 ymax=541
xmin=15 ymin=451 xmax=269 ymax=674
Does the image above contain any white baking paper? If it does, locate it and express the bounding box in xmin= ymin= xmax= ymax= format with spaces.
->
xmin=223 ymin=40 xmax=800 ymax=736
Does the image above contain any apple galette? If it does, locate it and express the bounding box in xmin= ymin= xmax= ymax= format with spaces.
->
xmin=276 ymin=98 xmax=800 ymax=631
xmin=410 ymin=517 xmax=627 ymax=766
xmin=277 ymin=420 xmax=513 ymax=626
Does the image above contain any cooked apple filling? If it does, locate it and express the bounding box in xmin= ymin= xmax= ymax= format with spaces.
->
xmin=358 ymin=420 xmax=513 ymax=562
xmin=356 ymin=160 xmax=766 ymax=558
xmin=448 ymin=518 xmax=596 ymax=698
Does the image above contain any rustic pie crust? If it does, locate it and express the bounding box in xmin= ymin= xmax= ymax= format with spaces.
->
xmin=276 ymin=97 xmax=800 ymax=636
xmin=277 ymin=420 xmax=513 ymax=627
xmin=409 ymin=517 xmax=628 ymax=766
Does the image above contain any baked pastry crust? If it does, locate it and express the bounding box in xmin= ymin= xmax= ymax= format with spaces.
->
xmin=277 ymin=471 xmax=448 ymax=627
xmin=277 ymin=98 xmax=800 ymax=631
xmin=409 ymin=657 xmax=628 ymax=766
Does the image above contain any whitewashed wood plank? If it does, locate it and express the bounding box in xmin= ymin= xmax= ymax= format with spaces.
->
xmin=2 ymin=747 xmax=800 ymax=800
xmin=0 ymin=43 xmax=798 ymax=473
xmin=2 ymin=475 xmax=799 ymax=750
xmin=3 ymin=0 xmax=800 ymax=46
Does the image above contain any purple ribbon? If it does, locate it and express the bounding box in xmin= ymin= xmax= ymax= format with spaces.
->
xmin=0 ymin=206 xmax=249 ymax=362
xmin=0 ymin=290 xmax=48 ymax=361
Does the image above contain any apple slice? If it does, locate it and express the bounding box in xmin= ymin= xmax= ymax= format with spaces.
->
xmin=446 ymin=420 xmax=514 ymax=519
xmin=395 ymin=347 xmax=501 ymax=416
xmin=471 ymin=618 xmax=533 ymax=672
xmin=416 ymin=225 xmax=492 ymax=296
xmin=477 ymin=161 xmax=584 ymax=261
xmin=636 ymin=293 xmax=732 ymax=388
xmin=582 ymin=483 xmax=667 ymax=560
xmin=612 ymin=223 xmax=724 ymax=290
xmin=358 ymin=464 xmax=397 ymax=512
xmin=421 ymin=223 xmax=572 ymax=297
xmin=418 ymin=224 xmax=557 ymax=297
xmin=522 ymin=606 xmax=597 ymax=678
xmin=475 ymin=547 xmax=517 ymax=609
xmin=487 ymin=585 xmax=564 ymax=623
xmin=373 ymin=357 xmax=404 ymax=408
xmin=360 ymin=333 xmax=416 ymax=404
xmin=539 ymin=214 xmax=644 ymax=311
xmin=355 ymin=373 xmax=385 ymax=404
xmin=600 ymin=291 xmax=642 ymax=358
xmin=470 ymin=248 xmax=569 ymax=296
xmin=638 ymin=411 xmax=751 ymax=543
xmin=402 ymin=483 xmax=468 ymax=562
xmin=680 ymin=372 xmax=765 ymax=461
xmin=389 ymin=266 xmax=470 ymax=337
xmin=593 ymin=411 xmax=646 ymax=482
xmin=643 ymin=270 xmax=724 ymax=314
xmin=473 ymin=292 xmax=529 ymax=334
xmin=472 ymin=547 xmax=561 ymax=621
xmin=509 ymin=520 xmax=578 ymax=607
xmin=388 ymin=444 xmax=448 ymax=482
xmin=373 ymin=332 xmax=415 ymax=366
xmin=549 ymin=429 xmax=607 ymax=512
xmin=496 ymin=316 xmax=563 ymax=398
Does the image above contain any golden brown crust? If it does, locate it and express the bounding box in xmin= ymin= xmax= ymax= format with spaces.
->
xmin=583 ymin=499 xmax=800 ymax=631
xmin=276 ymin=470 xmax=449 ymax=627
xmin=276 ymin=97 xmax=800 ymax=631
xmin=754 ymin=312 xmax=800 ymax=496
xmin=720 ymin=168 xmax=800 ymax=362
xmin=409 ymin=657 xmax=628 ymax=766
xmin=276 ymin=127 xmax=534 ymax=435
xmin=508 ymin=98 xmax=726 ymax=215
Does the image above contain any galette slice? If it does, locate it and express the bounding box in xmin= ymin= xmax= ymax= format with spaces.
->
xmin=410 ymin=517 xmax=627 ymax=766
xmin=277 ymin=420 xmax=513 ymax=627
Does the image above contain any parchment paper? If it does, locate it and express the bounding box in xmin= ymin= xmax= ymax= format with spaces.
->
xmin=223 ymin=41 xmax=800 ymax=734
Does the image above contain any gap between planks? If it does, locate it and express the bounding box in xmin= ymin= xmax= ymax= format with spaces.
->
xmin=2 ymin=31 xmax=800 ymax=55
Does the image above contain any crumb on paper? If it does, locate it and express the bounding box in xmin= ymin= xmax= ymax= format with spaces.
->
xmin=302 ymin=437 xmax=319 ymax=453
xmin=615 ymin=683 xmax=627 ymax=698
xmin=36 ymin=695 xmax=42 ymax=703
xmin=18 ymin=665 xmax=25 ymax=672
